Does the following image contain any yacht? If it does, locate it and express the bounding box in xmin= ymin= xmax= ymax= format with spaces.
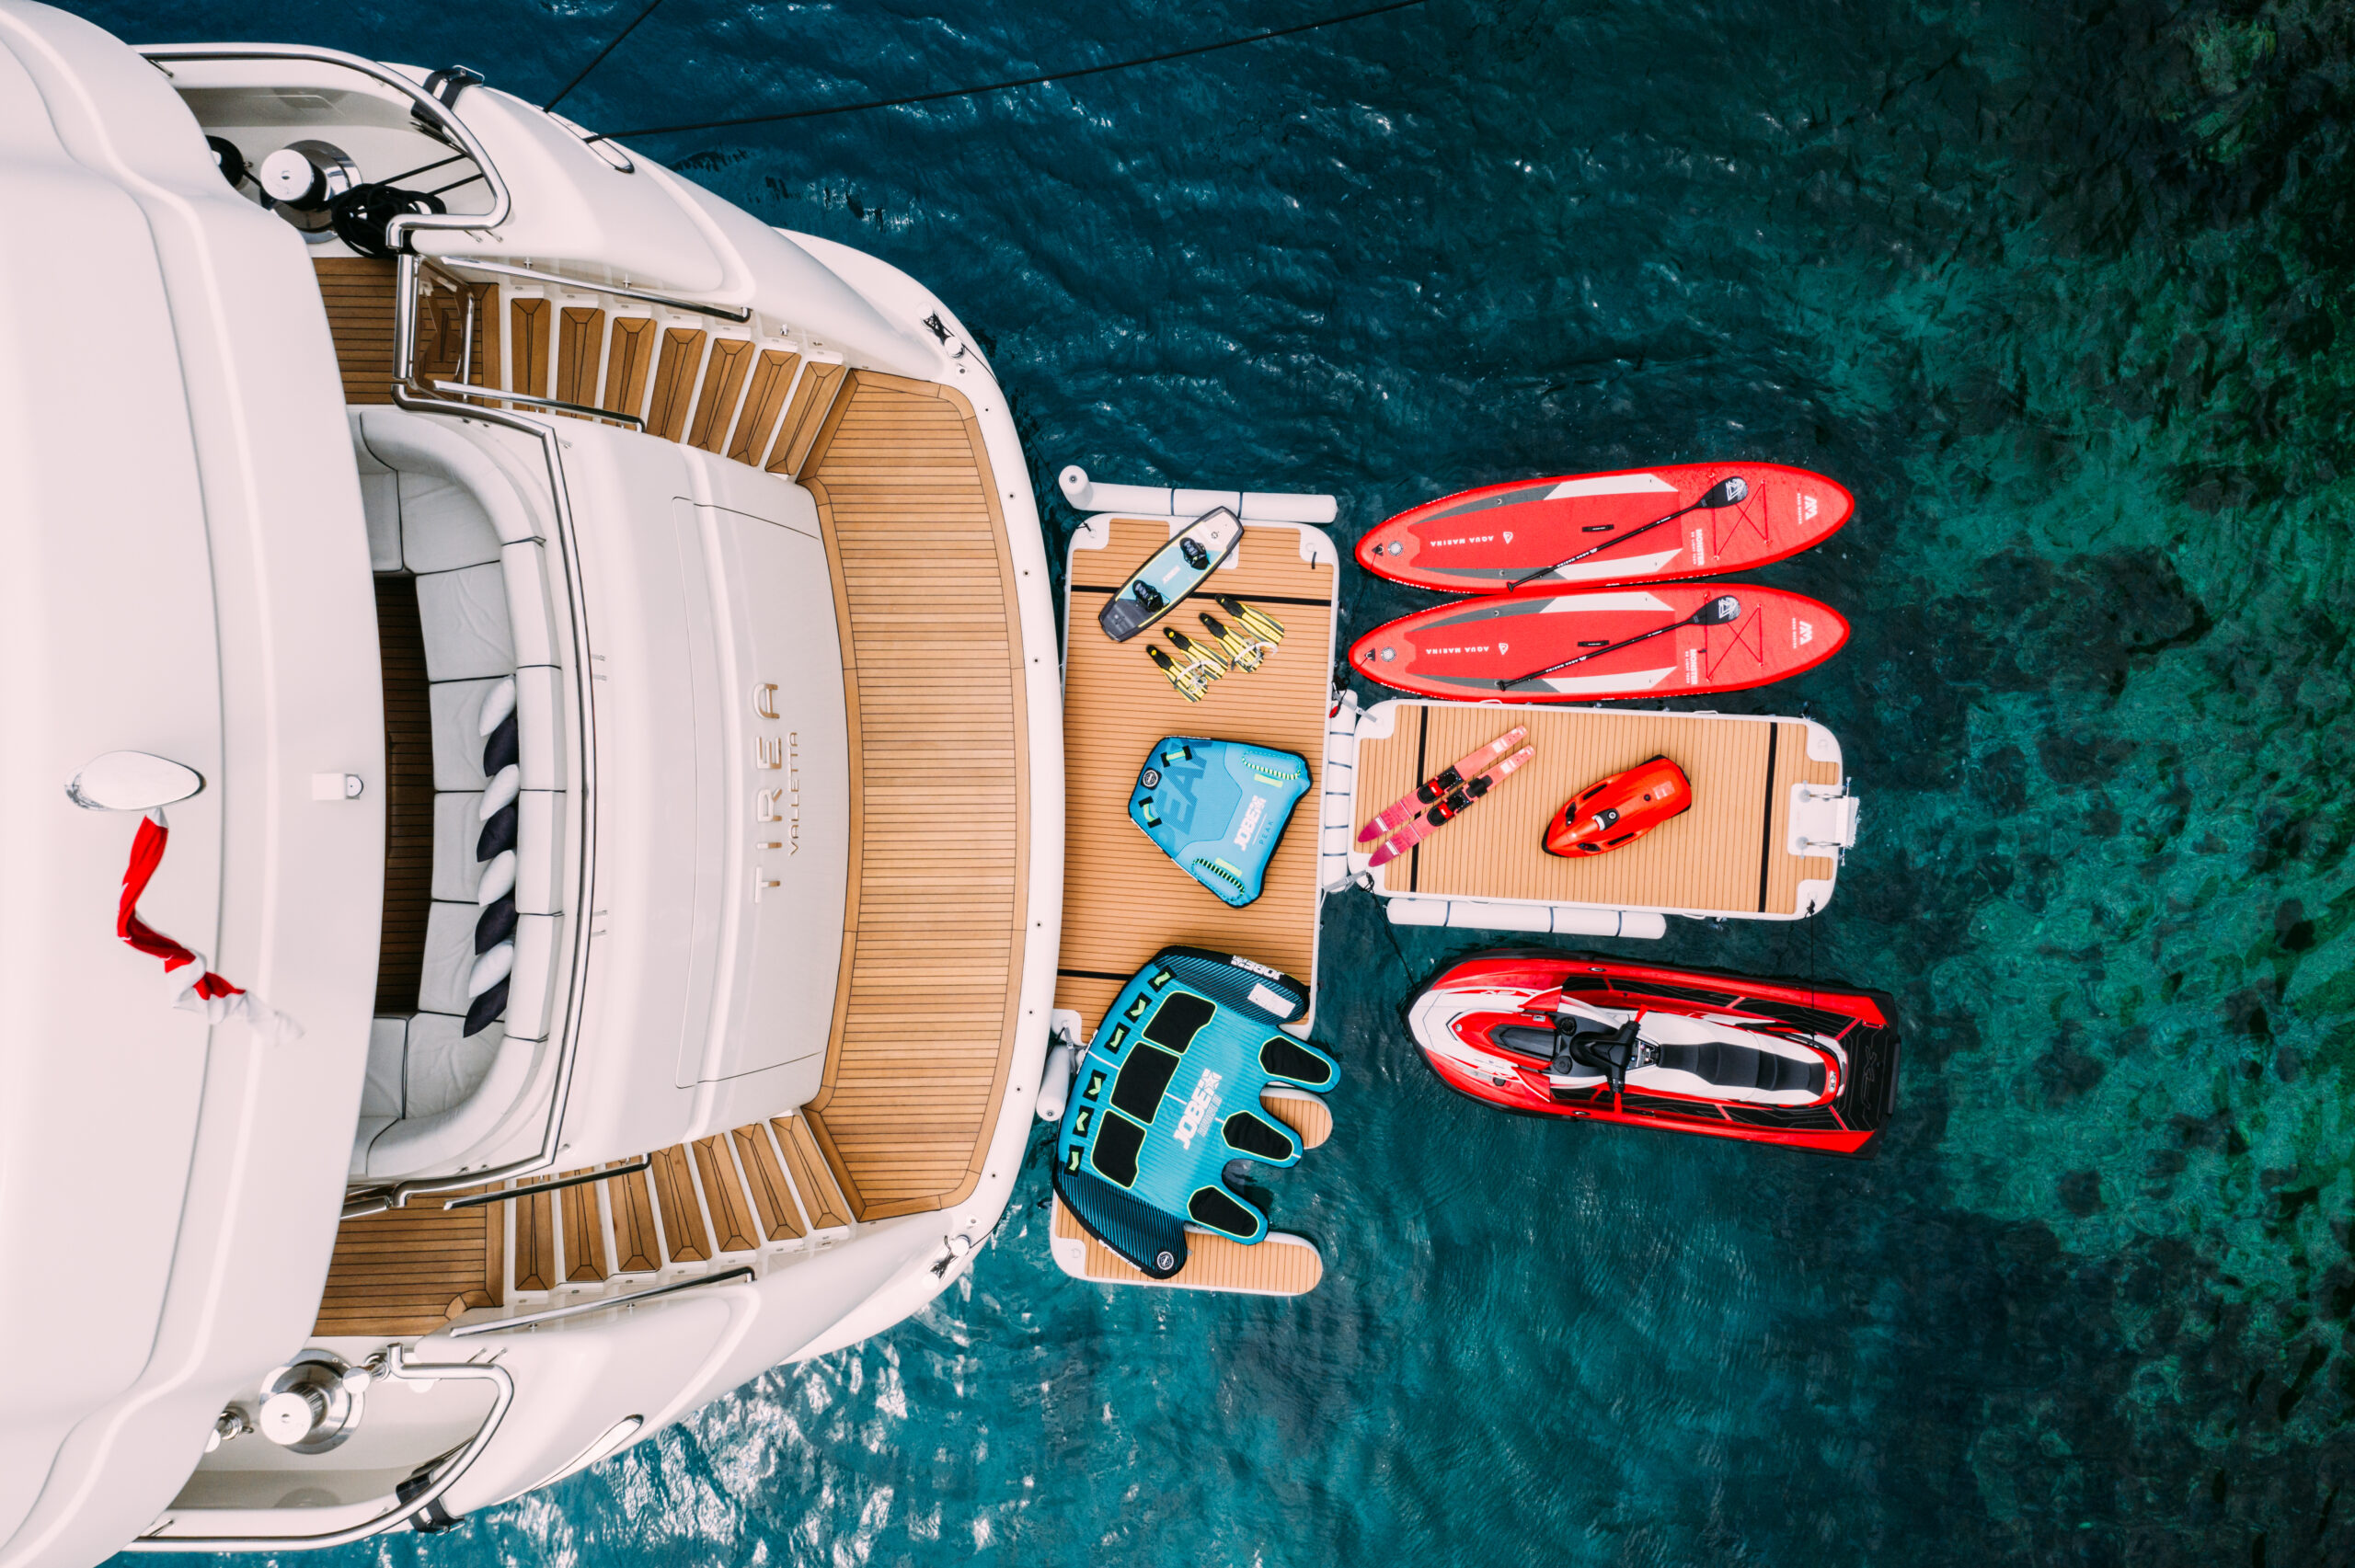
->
xmin=1 ymin=4 xmax=1064 ymax=1556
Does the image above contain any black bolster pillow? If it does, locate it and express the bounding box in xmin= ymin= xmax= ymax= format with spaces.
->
xmin=474 ymin=893 xmax=518 ymax=954
xmin=481 ymin=709 xmax=520 ymax=776
xmin=476 ymin=800 xmax=519 ymax=861
xmin=462 ymin=977 xmax=510 ymax=1038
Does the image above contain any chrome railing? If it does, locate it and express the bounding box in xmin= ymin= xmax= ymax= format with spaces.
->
xmin=127 ymin=1346 xmax=513 ymax=1551
xmin=447 ymin=1265 xmax=755 ymax=1339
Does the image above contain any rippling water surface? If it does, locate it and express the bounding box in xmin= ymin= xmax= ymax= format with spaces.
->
xmin=86 ymin=0 xmax=2355 ymax=1561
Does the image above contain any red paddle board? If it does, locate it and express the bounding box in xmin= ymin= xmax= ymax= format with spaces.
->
xmin=1349 ymin=584 xmax=1848 ymax=702
xmin=1357 ymin=464 xmax=1854 ymax=593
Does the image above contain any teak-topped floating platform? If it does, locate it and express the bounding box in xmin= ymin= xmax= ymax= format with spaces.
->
xmin=1051 ymin=511 xmax=1342 ymax=1299
xmin=1056 ymin=516 xmax=1340 ymax=1036
xmin=1350 ymin=701 xmax=1845 ymax=921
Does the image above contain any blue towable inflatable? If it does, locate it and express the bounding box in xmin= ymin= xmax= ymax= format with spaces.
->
xmin=1054 ymin=948 xmax=1339 ymax=1278
xmin=1129 ymin=737 xmax=1310 ymax=908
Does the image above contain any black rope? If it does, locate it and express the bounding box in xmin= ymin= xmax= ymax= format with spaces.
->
xmin=599 ymin=0 xmax=1430 ymax=141
xmin=546 ymin=0 xmax=671 ymax=111
xmin=379 ymin=150 xmax=467 ymax=186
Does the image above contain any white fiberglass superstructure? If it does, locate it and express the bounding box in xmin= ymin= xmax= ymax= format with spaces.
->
xmin=0 ymin=5 xmax=1061 ymax=1560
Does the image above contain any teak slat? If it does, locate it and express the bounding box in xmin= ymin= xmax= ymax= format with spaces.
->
xmin=558 ymin=1168 xmax=609 ymax=1283
xmin=601 ymin=316 xmax=657 ymax=418
xmin=729 ymin=349 xmax=799 ymax=465
xmin=690 ymin=338 xmax=758 ymax=452
xmin=734 ymin=1124 xmax=805 ymax=1242
xmin=509 ymin=297 xmax=552 ymax=398
xmin=650 ymin=1143 xmax=712 ymax=1264
xmin=555 ymin=306 xmax=607 ymax=408
xmin=513 ymin=1188 xmax=557 ymax=1294
xmin=612 ymin=1164 xmax=662 ymax=1274
xmin=693 ymin=1136 xmax=761 ymax=1254
xmin=646 ymin=326 xmax=708 ymax=441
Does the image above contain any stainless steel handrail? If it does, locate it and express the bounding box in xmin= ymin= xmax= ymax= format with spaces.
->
xmin=442 ymin=1157 xmax=650 ymax=1211
xmin=447 ymin=1266 xmax=756 ymax=1339
xmin=132 ymin=44 xmax=510 ymax=252
xmin=126 ymin=1346 xmax=512 ymax=1551
xmin=445 ymin=257 xmax=752 ymax=322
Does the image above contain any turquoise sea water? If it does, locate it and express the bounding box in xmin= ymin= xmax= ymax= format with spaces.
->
xmin=86 ymin=0 xmax=2355 ymax=1561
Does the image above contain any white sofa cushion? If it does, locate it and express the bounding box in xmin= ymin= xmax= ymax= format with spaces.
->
xmin=351 ymin=418 xmax=403 ymax=572
xmin=364 ymin=1017 xmax=408 ymax=1118
xmin=503 ymin=540 xmax=563 ymax=668
xmin=356 ymin=405 xmax=547 ymax=548
xmin=398 ymin=469 xmax=501 ymax=574
xmin=404 ymin=1011 xmax=507 ymax=1118
xmin=516 ymin=791 xmax=565 ymax=915
xmin=515 ymin=665 xmax=566 ymax=790
xmin=419 ymin=899 xmax=485 ymax=1015
xmin=360 ymin=1024 xmax=535 ymax=1180
xmin=433 ymin=792 xmax=487 ymax=900
xmin=504 ymin=913 xmax=561 ymax=1041
xmin=428 ymin=678 xmax=506 ymax=791
xmin=417 ymin=563 xmax=515 ymax=681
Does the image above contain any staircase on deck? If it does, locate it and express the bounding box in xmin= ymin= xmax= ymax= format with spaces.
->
xmin=316 ymin=1114 xmax=855 ymax=1338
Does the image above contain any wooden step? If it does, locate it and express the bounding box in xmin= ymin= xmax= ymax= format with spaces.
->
xmin=771 ymin=1113 xmax=854 ymax=1230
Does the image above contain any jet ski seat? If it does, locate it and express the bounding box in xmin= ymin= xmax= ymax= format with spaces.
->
xmin=1653 ymin=1041 xmax=1826 ymax=1095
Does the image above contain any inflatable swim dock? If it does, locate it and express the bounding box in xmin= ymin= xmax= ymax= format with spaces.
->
xmin=1328 ymin=699 xmax=1861 ymax=935
xmin=1051 ymin=471 xmax=1342 ymax=1295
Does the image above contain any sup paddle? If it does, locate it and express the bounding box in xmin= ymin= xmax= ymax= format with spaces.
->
xmin=1497 ymin=594 xmax=1743 ymax=691
xmin=1503 ymin=476 xmax=1750 ymax=591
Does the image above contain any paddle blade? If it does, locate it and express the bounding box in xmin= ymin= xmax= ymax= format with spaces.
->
xmin=1699 ymin=476 xmax=1749 ymax=509
xmin=1696 ymin=594 xmax=1743 ymax=625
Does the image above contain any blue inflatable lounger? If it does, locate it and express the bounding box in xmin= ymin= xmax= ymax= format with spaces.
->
xmin=1053 ymin=948 xmax=1338 ymax=1279
xmin=1129 ymin=737 xmax=1311 ymax=908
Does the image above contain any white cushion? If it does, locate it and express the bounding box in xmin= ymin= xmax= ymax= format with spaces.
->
xmin=356 ymin=405 xmax=546 ymax=546
xmin=516 ymin=665 xmax=566 ymax=790
xmin=505 ymin=913 xmax=560 ymax=1041
xmin=403 ymin=1012 xmax=507 ymax=1118
xmin=433 ymin=793 xmax=487 ymax=901
xmin=503 ymin=540 xmax=562 ymax=668
xmin=361 ymin=1026 xmax=536 ymax=1180
xmin=517 ymin=791 xmax=566 ymax=915
xmin=363 ymin=1017 xmax=408 ymax=1119
xmin=418 ymin=900 xmax=484 ymax=1015
xmin=417 ymin=563 xmax=515 ymax=681
xmin=399 ymin=469 xmax=501 ymax=573
xmin=351 ymin=420 xmax=403 ymax=572
xmin=428 ymin=678 xmax=505 ymax=791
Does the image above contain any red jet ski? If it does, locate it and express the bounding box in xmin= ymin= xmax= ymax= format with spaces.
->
xmin=1358 ymin=464 xmax=1855 ymax=594
xmin=1407 ymin=952 xmax=1901 ymax=1155
xmin=1545 ymin=755 xmax=1691 ymax=857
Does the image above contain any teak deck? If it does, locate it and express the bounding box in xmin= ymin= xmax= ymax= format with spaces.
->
xmin=800 ymin=372 xmax=1032 ymax=1220
xmin=1056 ymin=518 xmax=1337 ymax=1037
xmin=1354 ymin=703 xmax=1842 ymax=916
